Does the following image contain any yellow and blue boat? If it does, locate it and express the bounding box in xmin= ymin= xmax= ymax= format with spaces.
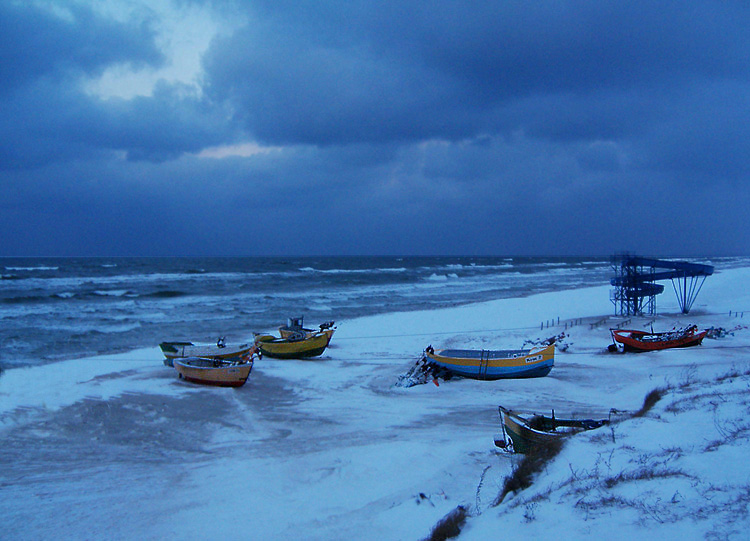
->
xmin=423 ymin=343 xmax=554 ymax=380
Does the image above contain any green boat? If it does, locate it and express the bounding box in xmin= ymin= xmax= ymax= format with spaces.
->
xmin=496 ymin=406 xmax=610 ymax=454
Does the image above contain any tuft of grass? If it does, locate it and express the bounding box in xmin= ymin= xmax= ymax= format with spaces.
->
xmin=632 ymin=387 xmax=667 ymax=418
xmin=493 ymin=438 xmax=564 ymax=506
xmin=714 ymin=365 xmax=750 ymax=382
xmin=423 ymin=505 xmax=467 ymax=541
xmin=604 ymin=467 xmax=690 ymax=489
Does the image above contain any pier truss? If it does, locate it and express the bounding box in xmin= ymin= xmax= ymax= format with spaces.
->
xmin=610 ymin=254 xmax=714 ymax=316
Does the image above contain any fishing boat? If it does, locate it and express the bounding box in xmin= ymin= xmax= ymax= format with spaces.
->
xmin=496 ymin=406 xmax=610 ymax=454
xmin=254 ymin=326 xmax=336 ymax=359
xmin=159 ymin=337 xmax=255 ymax=367
xmin=422 ymin=344 xmax=554 ymax=380
xmin=278 ymin=317 xmax=335 ymax=341
xmin=173 ymin=352 xmax=256 ymax=387
xmin=610 ymin=325 xmax=707 ymax=353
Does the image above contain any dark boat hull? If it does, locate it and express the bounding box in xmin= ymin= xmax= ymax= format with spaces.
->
xmin=497 ymin=406 xmax=610 ymax=454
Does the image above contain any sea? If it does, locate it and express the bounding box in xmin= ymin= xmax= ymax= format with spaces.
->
xmin=1 ymin=256 xmax=743 ymax=370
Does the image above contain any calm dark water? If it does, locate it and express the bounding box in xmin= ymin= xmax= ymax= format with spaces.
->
xmin=1 ymin=256 xmax=738 ymax=368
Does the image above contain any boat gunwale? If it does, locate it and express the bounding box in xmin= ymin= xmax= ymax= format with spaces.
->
xmin=173 ymin=357 xmax=253 ymax=371
xmin=161 ymin=342 xmax=254 ymax=358
xmin=428 ymin=343 xmax=554 ymax=363
xmin=498 ymin=406 xmax=611 ymax=452
xmin=173 ymin=356 xmax=253 ymax=387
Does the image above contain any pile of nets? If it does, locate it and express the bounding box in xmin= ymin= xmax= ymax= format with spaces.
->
xmin=523 ymin=332 xmax=570 ymax=352
xmin=395 ymin=354 xmax=455 ymax=388
xmin=706 ymin=325 xmax=747 ymax=339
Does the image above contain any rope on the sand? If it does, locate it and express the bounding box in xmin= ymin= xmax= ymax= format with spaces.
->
xmin=42 ymin=342 xmax=750 ymax=362
xmin=336 ymin=312 xmax=750 ymax=341
xmin=334 ymin=325 xmax=541 ymax=341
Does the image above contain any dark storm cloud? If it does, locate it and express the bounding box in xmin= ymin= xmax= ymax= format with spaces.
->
xmin=0 ymin=2 xmax=161 ymax=96
xmin=0 ymin=2 xmax=232 ymax=170
xmin=1 ymin=1 xmax=749 ymax=256
xmin=634 ymin=80 xmax=750 ymax=181
xmin=205 ymin=1 xmax=750 ymax=148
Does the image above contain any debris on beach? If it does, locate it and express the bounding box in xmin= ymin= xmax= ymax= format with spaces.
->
xmin=414 ymin=490 xmax=447 ymax=507
xmin=706 ymin=325 xmax=747 ymax=339
xmin=395 ymin=354 xmax=455 ymax=387
xmin=523 ymin=332 xmax=570 ymax=352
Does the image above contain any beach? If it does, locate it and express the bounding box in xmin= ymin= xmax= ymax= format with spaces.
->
xmin=2 ymin=265 xmax=750 ymax=540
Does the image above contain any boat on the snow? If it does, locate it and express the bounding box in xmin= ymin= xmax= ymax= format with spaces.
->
xmin=610 ymin=325 xmax=707 ymax=353
xmin=254 ymin=325 xmax=336 ymax=359
xmin=278 ymin=317 xmax=335 ymax=341
xmin=422 ymin=344 xmax=554 ymax=380
xmin=173 ymin=353 xmax=256 ymax=387
xmin=159 ymin=338 xmax=255 ymax=367
xmin=496 ymin=406 xmax=611 ymax=454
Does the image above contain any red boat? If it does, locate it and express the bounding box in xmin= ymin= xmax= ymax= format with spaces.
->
xmin=611 ymin=325 xmax=707 ymax=353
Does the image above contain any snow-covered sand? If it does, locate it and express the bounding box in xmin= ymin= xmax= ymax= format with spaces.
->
xmin=2 ymin=267 xmax=749 ymax=540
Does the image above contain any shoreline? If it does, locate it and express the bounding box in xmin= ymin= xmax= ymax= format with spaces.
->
xmin=6 ymin=255 xmax=743 ymax=371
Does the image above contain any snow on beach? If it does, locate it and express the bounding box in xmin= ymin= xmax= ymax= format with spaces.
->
xmin=2 ymin=267 xmax=750 ymax=540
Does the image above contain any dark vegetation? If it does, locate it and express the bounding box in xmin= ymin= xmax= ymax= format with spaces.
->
xmin=423 ymin=505 xmax=467 ymax=541
xmin=493 ymin=438 xmax=565 ymax=506
xmin=632 ymin=387 xmax=667 ymax=418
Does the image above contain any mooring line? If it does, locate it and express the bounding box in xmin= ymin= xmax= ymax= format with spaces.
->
xmin=334 ymin=325 xmax=542 ymax=341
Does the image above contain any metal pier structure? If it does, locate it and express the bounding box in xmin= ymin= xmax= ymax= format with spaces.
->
xmin=610 ymin=254 xmax=714 ymax=316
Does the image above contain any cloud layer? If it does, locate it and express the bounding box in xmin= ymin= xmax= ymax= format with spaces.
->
xmin=2 ymin=1 xmax=748 ymax=256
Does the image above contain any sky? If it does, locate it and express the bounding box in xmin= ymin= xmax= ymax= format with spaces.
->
xmin=1 ymin=0 xmax=749 ymax=257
